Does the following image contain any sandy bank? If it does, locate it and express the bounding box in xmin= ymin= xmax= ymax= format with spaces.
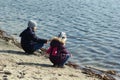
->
xmin=0 ymin=38 xmax=100 ymax=80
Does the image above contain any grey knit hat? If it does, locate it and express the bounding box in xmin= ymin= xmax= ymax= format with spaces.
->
xmin=28 ymin=20 xmax=37 ymax=28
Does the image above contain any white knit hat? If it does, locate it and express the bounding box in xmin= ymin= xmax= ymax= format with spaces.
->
xmin=58 ymin=32 xmax=67 ymax=40
xmin=28 ymin=20 xmax=37 ymax=28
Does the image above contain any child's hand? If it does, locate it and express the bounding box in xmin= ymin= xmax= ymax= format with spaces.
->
xmin=45 ymin=40 xmax=50 ymax=44
xmin=48 ymin=39 xmax=52 ymax=42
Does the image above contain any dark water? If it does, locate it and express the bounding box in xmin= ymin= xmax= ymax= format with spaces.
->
xmin=0 ymin=0 xmax=120 ymax=73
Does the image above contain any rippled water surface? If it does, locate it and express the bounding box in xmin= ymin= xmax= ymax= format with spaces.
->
xmin=0 ymin=0 xmax=120 ymax=73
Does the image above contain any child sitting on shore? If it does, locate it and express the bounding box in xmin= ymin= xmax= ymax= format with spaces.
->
xmin=47 ymin=32 xmax=71 ymax=68
xmin=20 ymin=20 xmax=48 ymax=54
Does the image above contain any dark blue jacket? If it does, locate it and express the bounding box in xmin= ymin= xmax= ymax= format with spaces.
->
xmin=19 ymin=27 xmax=47 ymax=53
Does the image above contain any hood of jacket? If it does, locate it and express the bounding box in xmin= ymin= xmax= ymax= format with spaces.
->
xmin=50 ymin=37 xmax=64 ymax=47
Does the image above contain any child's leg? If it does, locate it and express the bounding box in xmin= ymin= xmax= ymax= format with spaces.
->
xmin=59 ymin=54 xmax=70 ymax=67
xmin=33 ymin=43 xmax=44 ymax=51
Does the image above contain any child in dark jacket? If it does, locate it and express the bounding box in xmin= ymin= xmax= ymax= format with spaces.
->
xmin=47 ymin=32 xmax=71 ymax=68
xmin=20 ymin=20 xmax=48 ymax=54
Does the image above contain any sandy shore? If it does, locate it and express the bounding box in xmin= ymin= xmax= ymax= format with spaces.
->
xmin=0 ymin=39 xmax=99 ymax=80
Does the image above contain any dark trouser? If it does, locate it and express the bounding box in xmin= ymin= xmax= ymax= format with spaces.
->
xmin=33 ymin=43 xmax=44 ymax=51
xmin=22 ymin=43 xmax=44 ymax=54
xmin=49 ymin=54 xmax=70 ymax=66
xmin=59 ymin=54 xmax=70 ymax=66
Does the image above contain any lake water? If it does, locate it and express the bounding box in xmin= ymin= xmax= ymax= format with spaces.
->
xmin=0 ymin=0 xmax=120 ymax=74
